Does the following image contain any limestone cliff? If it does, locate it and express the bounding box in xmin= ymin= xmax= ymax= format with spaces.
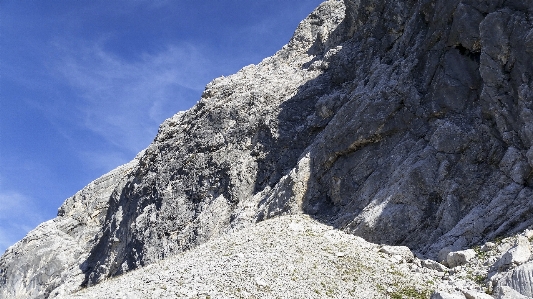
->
xmin=2 ymin=0 xmax=533 ymax=298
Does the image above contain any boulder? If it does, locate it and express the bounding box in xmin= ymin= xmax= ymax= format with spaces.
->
xmin=378 ymin=245 xmax=415 ymax=262
xmin=447 ymin=249 xmax=476 ymax=268
xmin=481 ymin=242 xmax=496 ymax=252
xmin=496 ymin=237 xmax=531 ymax=270
xmin=463 ymin=290 xmax=494 ymax=299
xmin=421 ymin=259 xmax=449 ymax=272
xmin=495 ymin=286 xmax=532 ymax=299
xmin=431 ymin=291 xmax=466 ymax=299
xmin=497 ymin=262 xmax=533 ymax=297
xmin=439 ymin=247 xmax=455 ymax=265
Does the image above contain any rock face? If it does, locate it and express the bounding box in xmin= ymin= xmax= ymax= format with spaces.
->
xmin=2 ymin=0 xmax=533 ymax=298
xmin=496 ymin=236 xmax=532 ymax=270
xmin=497 ymin=262 xmax=533 ymax=297
xmin=0 ymin=157 xmax=141 ymax=298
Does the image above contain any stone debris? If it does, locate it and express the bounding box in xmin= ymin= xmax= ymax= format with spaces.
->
xmin=49 ymin=215 xmax=486 ymax=299
xmin=38 ymin=217 xmax=533 ymax=299
xmin=2 ymin=0 xmax=533 ymax=298
xmin=422 ymin=259 xmax=449 ymax=272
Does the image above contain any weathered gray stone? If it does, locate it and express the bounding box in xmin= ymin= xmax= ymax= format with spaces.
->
xmin=0 ymin=157 xmax=140 ymax=298
xmin=496 ymin=286 xmax=532 ymax=299
xmin=497 ymin=236 xmax=532 ymax=270
xmin=431 ymin=291 xmax=466 ymax=299
xmin=463 ymin=289 xmax=494 ymax=299
xmin=447 ymin=249 xmax=476 ymax=268
xmin=481 ymin=242 xmax=496 ymax=252
xmin=379 ymin=245 xmax=415 ymax=262
xmin=500 ymin=147 xmax=532 ymax=185
xmin=497 ymin=262 xmax=533 ymax=297
xmin=421 ymin=259 xmax=449 ymax=272
xmin=439 ymin=247 xmax=455 ymax=265
xmin=2 ymin=0 xmax=533 ymax=297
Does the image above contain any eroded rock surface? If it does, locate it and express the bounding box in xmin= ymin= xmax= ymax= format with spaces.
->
xmin=2 ymin=0 xmax=533 ymax=298
xmin=0 ymin=157 xmax=140 ymax=299
xmin=55 ymin=215 xmax=441 ymax=298
xmin=497 ymin=262 xmax=533 ymax=297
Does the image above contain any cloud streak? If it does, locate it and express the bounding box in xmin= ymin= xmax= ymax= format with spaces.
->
xmin=0 ymin=189 xmax=45 ymax=253
xmin=54 ymin=41 xmax=214 ymax=156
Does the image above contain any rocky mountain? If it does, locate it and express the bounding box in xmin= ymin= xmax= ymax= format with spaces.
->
xmin=2 ymin=0 xmax=533 ymax=298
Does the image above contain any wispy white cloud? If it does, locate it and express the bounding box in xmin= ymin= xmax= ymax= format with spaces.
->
xmin=0 ymin=40 xmax=216 ymax=254
xmin=0 ymin=189 xmax=45 ymax=253
xmin=52 ymin=41 xmax=213 ymax=156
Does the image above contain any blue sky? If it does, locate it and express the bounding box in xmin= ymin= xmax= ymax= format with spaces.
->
xmin=0 ymin=0 xmax=324 ymax=253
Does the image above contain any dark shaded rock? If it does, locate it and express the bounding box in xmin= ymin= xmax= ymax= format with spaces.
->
xmin=2 ymin=0 xmax=533 ymax=297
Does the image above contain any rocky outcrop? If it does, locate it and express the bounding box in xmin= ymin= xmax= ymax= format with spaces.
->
xmin=495 ymin=236 xmax=532 ymax=270
xmin=2 ymin=0 xmax=533 ymax=298
xmin=496 ymin=262 xmax=533 ymax=297
xmin=0 ymin=156 xmax=140 ymax=298
xmin=496 ymin=286 xmax=532 ymax=299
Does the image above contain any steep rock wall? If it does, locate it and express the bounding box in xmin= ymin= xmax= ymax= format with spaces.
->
xmin=2 ymin=0 xmax=533 ymax=297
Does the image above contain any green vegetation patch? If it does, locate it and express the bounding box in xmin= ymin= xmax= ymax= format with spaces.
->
xmin=389 ymin=286 xmax=431 ymax=299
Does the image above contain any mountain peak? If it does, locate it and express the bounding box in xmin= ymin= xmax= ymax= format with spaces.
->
xmin=2 ymin=0 xmax=533 ymax=297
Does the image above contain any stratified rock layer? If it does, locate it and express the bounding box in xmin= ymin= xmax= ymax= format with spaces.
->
xmin=2 ymin=0 xmax=533 ymax=298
